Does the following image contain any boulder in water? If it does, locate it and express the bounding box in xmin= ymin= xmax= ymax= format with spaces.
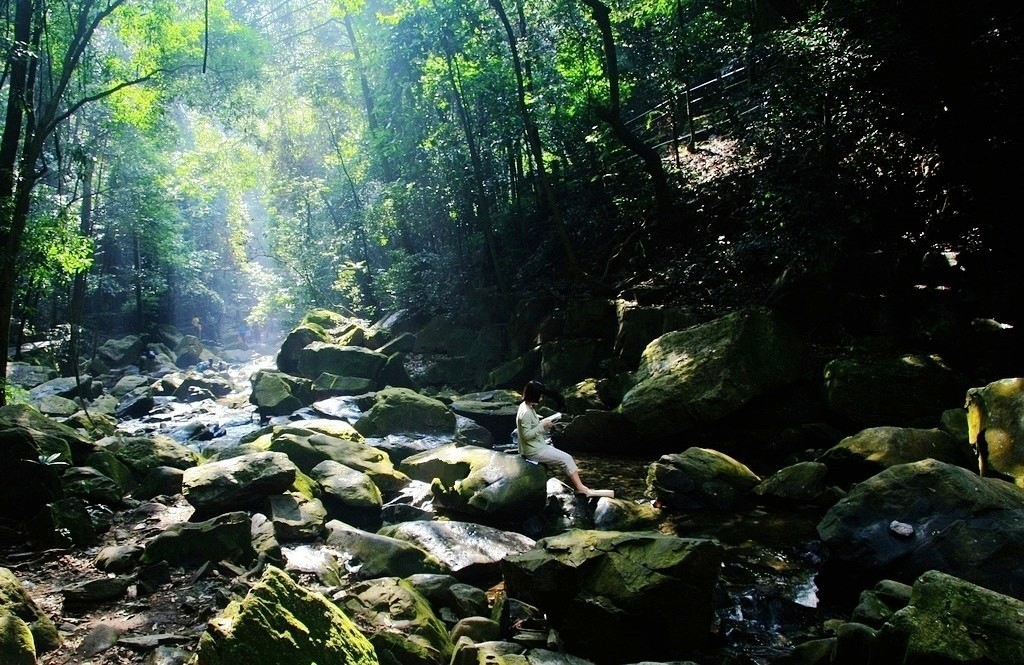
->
xmin=501 ymin=529 xmax=723 ymax=662
xmin=354 ymin=387 xmax=456 ymax=438
xmin=817 ymin=426 xmax=975 ymax=487
xmin=324 ymin=520 xmax=445 ymax=579
xmin=183 ymin=451 xmax=298 ymax=518
xmin=817 ymin=459 xmax=1024 ymax=599
xmin=647 ymin=447 xmax=761 ymax=511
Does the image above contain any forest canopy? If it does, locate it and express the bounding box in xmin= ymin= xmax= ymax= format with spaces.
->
xmin=2 ymin=0 xmax=1021 ymax=401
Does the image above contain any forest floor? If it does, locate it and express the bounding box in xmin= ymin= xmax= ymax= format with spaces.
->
xmin=4 ymin=496 xmax=220 ymax=664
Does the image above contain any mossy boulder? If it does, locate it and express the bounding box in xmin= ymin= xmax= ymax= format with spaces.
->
xmin=753 ymin=461 xmax=842 ymax=506
xmin=966 ymin=377 xmax=1024 ymax=486
xmin=96 ymin=334 xmax=145 ymax=368
xmin=102 ymin=434 xmax=199 ymax=478
xmin=353 ymin=388 xmax=456 ymax=438
xmin=0 ymin=403 xmax=93 ymax=463
xmin=183 ymin=452 xmax=298 ymax=519
xmin=0 ymin=611 xmax=36 ymax=664
xmin=324 ymin=521 xmax=445 ymax=580
xmin=824 ymin=354 xmax=968 ymax=428
xmin=619 ymin=307 xmax=803 ymax=446
xmin=877 ymin=570 xmax=1024 ymax=664
xmin=141 ymin=511 xmax=256 ymax=567
xmin=297 ymin=343 xmax=387 ymax=381
xmin=310 ymin=461 xmax=383 ymax=530
xmin=0 ymin=567 xmax=60 ymax=653
xmin=486 ymin=348 xmax=541 ymax=390
xmin=342 ymin=576 xmax=454 ymax=665
xmin=817 ymin=426 xmax=976 ymax=487
xmin=400 ymin=444 xmax=547 ymax=519
xmin=194 ymin=565 xmax=378 ymax=665
xmin=502 ymin=530 xmax=723 ymax=663
xmin=28 ymin=497 xmax=98 ymax=549
xmin=265 ymin=492 xmax=327 ymax=542
xmin=817 ymin=459 xmax=1024 ymax=598
xmin=301 ymin=308 xmax=353 ymax=332
xmin=276 ymin=323 xmax=331 ymax=375
xmin=61 ymin=467 xmax=124 ymax=506
xmin=0 ymin=427 xmax=64 ymax=523
xmin=647 ymin=447 xmax=762 ymax=511
xmin=311 ymin=373 xmax=376 ymax=399
xmin=249 ymin=370 xmax=308 ymax=417
xmin=268 ymin=424 xmax=409 ymax=495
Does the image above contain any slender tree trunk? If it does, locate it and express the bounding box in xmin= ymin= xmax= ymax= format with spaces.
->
xmin=581 ymin=0 xmax=674 ymax=225
xmin=440 ymin=39 xmax=509 ymax=296
xmin=489 ymin=0 xmax=580 ymax=275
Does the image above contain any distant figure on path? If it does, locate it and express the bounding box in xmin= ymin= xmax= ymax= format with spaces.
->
xmin=191 ymin=316 xmax=203 ymax=340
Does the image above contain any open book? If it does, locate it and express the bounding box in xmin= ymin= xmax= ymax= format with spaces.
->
xmin=541 ymin=412 xmax=562 ymax=425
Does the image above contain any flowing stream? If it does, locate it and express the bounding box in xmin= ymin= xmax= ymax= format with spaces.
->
xmin=115 ymin=353 xmax=841 ymax=664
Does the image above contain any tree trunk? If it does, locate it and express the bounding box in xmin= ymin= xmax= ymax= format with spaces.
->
xmin=440 ymin=36 xmax=509 ymax=296
xmin=581 ymin=0 xmax=674 ymax=225
xmin=489 ymin=0 xmax=581 ymax=275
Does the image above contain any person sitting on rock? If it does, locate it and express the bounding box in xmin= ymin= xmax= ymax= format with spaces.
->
xmin=516 ymin=380 xmax=613 ymax=498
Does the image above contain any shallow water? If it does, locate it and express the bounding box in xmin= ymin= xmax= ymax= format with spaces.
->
xmin=579 ymin=451 xmax=841 ymax=663
xmin=116 ymin=357 xmax=838 ymax=663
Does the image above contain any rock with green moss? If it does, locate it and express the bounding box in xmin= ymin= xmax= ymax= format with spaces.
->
xmin=824 ymin=354 xmax=967 ymax=428
xmin=297 ymin=343 xmax=388 ymax=381
xmin=647 ymin=447 xmax=761 ymax=511
xmin=753 ymin=461 xmax=842 ymax=506
xmin=486 ymin=349 xmax=542 ymax=391
xmin=325 ymin=521 xmax=445 ymax=580
xmin=141 ymin=511 xmax=255 ymax=567
xmin=312 ymin=373 xmax=376 ymax=399
xmin=275 ymin=322 xmax=332 ymax=374
xmin=311 ymin=461 xmax=383 ymax=529
xmin=817 ymin=426 xmax=975 ymax=487
xmin=183 ymin=452 xmax=297 ymax=519
xmin=877 ymin=570 xmax=1024 ymax=664
xmin=0 ymin=426 xmax=64 ymax=524
xmin=268 ymin=426 xmax=409 ymax=495
xmin=0 ymin=612 xmax=36 ymax=664
xmin=265 ymin=492 xmax=327 ymax=541
xmin=35 ymin=394 xmax=78 ymax=417
xmin=343 ymin=576 xmax=454 ymax=665
xmin=0 ymin=567 xmax=60 ymax=653
xmin=619 ymin=307 xmax=803 ymax=445
xmin=502 ymin=530 xmax=723 ymax=663
xmin=194 ymin=565 xmax=378 ymax=665
xmin=591 ymin=497 xmax=662 ymax=531
xmin=354 ymin=388 xmax=456 ymax=438
xmin=400 ymin=444 xmax=546 ymax=519
xmin=249 ymin=370 xmax=307 ymax=417
xmin=84 ymin=450 xmax=137 ymax=494
xmin=61 ymin=467 xmax=124 ymax=505
xmin=302 ymin=308 xmax=353 ymax=331
xmin=966 ymin=377 xmax=1024 ymax=486
xmin=28 ymin=497 xmax=98 ymax=549
xmin=65 ymin=410 xmax=118 ymax=438
xmin=102 ymin=434 xmax=198 ymax=478
xmin=0 ymin=403 xmax=93 ymax=462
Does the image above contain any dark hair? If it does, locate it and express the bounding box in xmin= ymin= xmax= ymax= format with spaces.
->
xmin=522 ymin=380 xmax=566 ymax=410
xmin=523 ymin=380 xmax=545 ymax=404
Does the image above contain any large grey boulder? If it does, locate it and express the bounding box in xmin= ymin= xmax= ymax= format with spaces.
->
xmin=647 ymin=447 xmax=761 ymax=511
xmin=182 ymin=452 xmax=298 ymax=519
xmin=876 ymin=570 xmax=1024 ymax=664
xmin=824 ymin=354 xmax=967 ymax=427
xmin=96 ymin=335 xmax=145 ymax=368
xmin=618 ymin=307 xmax=803 ymax=446
xmin=193 ymin=566 xmax=378 ymax=665
xmin=141 ymin=511 xmax=256 ymax=567
xmin=265 ymin=492 xmax=327 ymax=541
xmin=353 ymin=387 xmax=456 ymax=438
xmin=817 ymin=426 xmax=975 ymax=487
xmin=4 ymin=362 xmax=57 ymax=389
xmin=324 ymin=521 xmax=445 ymax=579
xmin=966 ymin=377 xmax=1024 ymax=485
xmin=297 ymin=342 xmax=388 ymax=381
xmin=817 ymin=459 xmax=1024 ymax=599
xmin=267 ymin=422 xmax=409 ymax=495
xmin=275 ymin=322 xmax=331 ymax=374
xmin=310 ymin=461 xmax=382 ymax=530
xmin=400 ymin=444 xmax=547 ymax=520
xmin=502 ymin=530 xmax=723 ymax=663
xmin=378 ymin=521 xmax=535 ymax=583
xmin=249 ymin=370 xmax=309 ymax=418
xmin=101 ymin=434 xmax=198 ymax=478
xmin=342 ymin=576 xmax=454 ymax=665
xmin=29 ymin=375 xmax=96 ymax=402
